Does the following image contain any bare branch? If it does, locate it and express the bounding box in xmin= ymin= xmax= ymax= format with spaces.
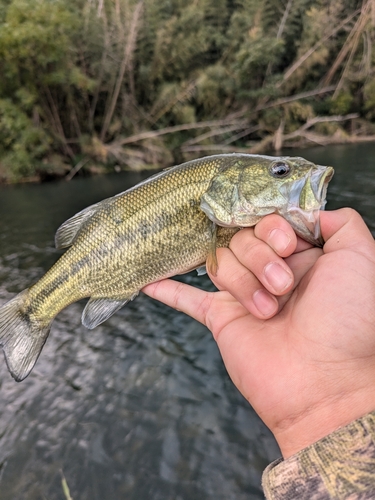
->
xmin=181 ymin=144 xmax=250 ymax=153
xmin=100 ymin=1 xmax=144 ymax=141
xmin=280 ymin=113 xmax=359 ymax=144
xmin=223 ymin=126 xmax=260 ymax=145
xmin=295 ymin=113 xmax=359 ymax=132
xmin=89 ymin=7 xmax=109 ymax=131
xmin=256 ymin=86 xmax=336 ymax=112
xmin=333 ymin=1 xmax=372 ymax=96
xmin=150 ymin=80 xmax=197 ymax=124
xmin=65 ymin=158 xmax=89 ymax=181
xmin=281 ymin=9 xmax=360 ymax=84
xmin=277 ymin=0 xmax=293 ymax=40
xmin=112 ymin=117 xmax=248 ymax=146
xmin=273 ymin=119 xmax=285 ymax=152
xmin=43 ymin=87 xmax=75 ymax=159
xmin=182 ymin=124 xmax=248 ymax=147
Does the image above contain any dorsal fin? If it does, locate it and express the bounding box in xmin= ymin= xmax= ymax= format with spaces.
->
xmin=55 ymin=202 xmax=100 ymax=249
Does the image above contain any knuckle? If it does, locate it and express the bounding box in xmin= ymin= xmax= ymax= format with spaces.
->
xmin=229 ymin=230 xmax=263 ymax=256
xmin=256 ymin=217 xmax=294 ymax=241
xmin=229 ymin=227 xmax=254 ymax=249
xmin=197 ymin=293 xmax=214 ymax=328
xmin=342 ymin=207 xmax=361 ymax=220
xmin=171 ymin=282 xmax=185 ymax=311
xmin=229 ymin=267 xmax=253 ymax=289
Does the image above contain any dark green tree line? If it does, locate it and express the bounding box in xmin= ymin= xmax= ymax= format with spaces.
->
xmin=0 ymin=0 xmax=373 ymax=182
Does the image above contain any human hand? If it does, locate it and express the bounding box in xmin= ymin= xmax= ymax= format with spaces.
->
xmin=142 ymin=209 xmax=375 ymax=458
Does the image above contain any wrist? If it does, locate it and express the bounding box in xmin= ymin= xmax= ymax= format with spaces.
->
xmin=272 ymin=387 xmax=375 ymax=459
xmin=263 ymin=410 xmax=375 ymax=499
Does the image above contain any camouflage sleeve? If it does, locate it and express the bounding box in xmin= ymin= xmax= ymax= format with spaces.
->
xmin=262 ymin=410 xmax=375 ymax=500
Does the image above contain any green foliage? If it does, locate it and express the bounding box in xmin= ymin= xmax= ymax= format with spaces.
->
xmin=0 ymin=0 xmax=79 ymax=80
xmin=0 ymin=98 xmax=51 ymax=180
xmin=0 ymin=0 xmax=373 ymax=181
xmin=329 ymin=91 xmax=354 ymax=115
xmin=363 ymin=80 xmax=375 ymax=119
xmin=196 ymin=64 xmax=234 ymax=115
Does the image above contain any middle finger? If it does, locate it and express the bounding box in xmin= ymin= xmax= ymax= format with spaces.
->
xmin=228 ymin=228 xmax=294 ymax=296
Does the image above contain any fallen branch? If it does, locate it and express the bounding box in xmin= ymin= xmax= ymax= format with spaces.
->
xmin=256 ymin=86 xmax=337 ymax=112
xmin=289 ymin=113 xmax=359 ymax=134
xmin=110 ymin=88 xmax=342 ymax=150
xmin=182 ymin=124 xmax=249 ymax=147
xmin=323 ymin=1 xmax=371 ymax=89
xmin=181 ymin=144 xmax=250 ymax=153
xmin=113 ymin=116 xmax=248 ymax=146
xmin=273 ymin=113 xmax=359 ymax=150
xmin=281 ymin=9 xmax=360 ymax=84
xmin=65 ymin=158 xmax=89 ymax=181
xmin=223 ymin=126 xmax=260 ymax=145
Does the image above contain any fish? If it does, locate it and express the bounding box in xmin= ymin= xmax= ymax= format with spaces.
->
xmin=0 ymin=154 xmax=334 ymax=381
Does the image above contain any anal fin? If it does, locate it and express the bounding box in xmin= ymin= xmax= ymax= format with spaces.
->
xmin=82 ymin=294 xmax=138 ymax=330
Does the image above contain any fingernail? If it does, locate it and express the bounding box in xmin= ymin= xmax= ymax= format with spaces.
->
xmin=264 ymin=262 xmax=292 ymax=293
xmin=253 ymin=289 xmax=278 ymax=317
xmin=269 ymin=229 xmax=291 ymax=254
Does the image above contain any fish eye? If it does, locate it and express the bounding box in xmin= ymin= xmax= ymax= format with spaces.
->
xmin=269 ymin=161 xmax=291 ymax=178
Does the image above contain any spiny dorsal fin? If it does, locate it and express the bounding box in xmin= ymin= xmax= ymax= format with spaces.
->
xmin=82 ymin=294 xmax=138 ymax=330
xmin=55 ymin=202 xmax=100 ymax=249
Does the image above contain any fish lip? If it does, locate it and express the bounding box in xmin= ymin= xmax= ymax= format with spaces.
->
xmin=311 ymin=166 xmax=334 ymax=207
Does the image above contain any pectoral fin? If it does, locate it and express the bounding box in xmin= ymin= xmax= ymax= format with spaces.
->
xmin=206 ymin=223 xmax=219 ymax=277
xmin=82 ymin=294 xmax=138 ymax=329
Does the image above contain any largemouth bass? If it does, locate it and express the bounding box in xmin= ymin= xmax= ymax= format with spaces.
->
xmin=0 ymin=154 xmax=334 ymax=381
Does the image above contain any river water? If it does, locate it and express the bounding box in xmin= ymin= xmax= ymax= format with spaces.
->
xmin=0 ymin=143 xmax=374 ymax=500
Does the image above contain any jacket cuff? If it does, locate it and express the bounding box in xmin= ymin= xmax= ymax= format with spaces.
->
xmin=262 ymin=410 xmax=375 ymax=499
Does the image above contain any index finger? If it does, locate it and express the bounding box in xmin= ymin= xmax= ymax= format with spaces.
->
xmin=142 ymin=279 xmax=248 ymax=333
xmin=142 ymin=279 xmax=212 ymax=325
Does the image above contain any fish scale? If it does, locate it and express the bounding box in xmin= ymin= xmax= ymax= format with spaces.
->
xmin=0 ymin=153 xmax=334 ymax=381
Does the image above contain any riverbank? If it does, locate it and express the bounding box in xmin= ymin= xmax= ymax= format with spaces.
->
xmin=2 ymin=122 xmax=374 ymax=185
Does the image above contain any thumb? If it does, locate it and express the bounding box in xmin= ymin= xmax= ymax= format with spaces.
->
xmin=320 ymin=208 xmax=374 ymax=254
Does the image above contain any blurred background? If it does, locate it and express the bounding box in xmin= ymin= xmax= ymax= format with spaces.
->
xmin=1 ymin=1 xmax=375 ymax=499
xmin=0 ymin=0 xmax=374 ymax=182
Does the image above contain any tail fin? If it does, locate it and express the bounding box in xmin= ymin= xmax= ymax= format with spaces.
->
xmin=0 ymin=290 xmax=51 ymax=382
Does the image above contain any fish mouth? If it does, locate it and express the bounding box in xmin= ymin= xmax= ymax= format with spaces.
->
xmin=308 ymin=166 xmax=335 ymax=209
xmin=279 ymin=165 xmax=334 ymax=247
xmin=280 ymin=165 xmax=334 ymax=212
